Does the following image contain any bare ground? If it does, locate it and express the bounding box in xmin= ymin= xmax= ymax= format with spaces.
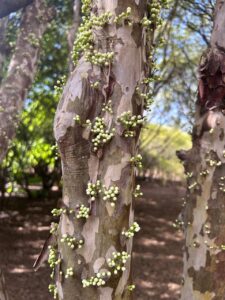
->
xmin=0 ymin=181 xmax=185 ymax=300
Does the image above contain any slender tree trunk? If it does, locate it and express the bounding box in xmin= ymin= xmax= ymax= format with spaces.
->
xmin=0 ymin=0 xmax=54 ymax=161
xmin=0 ymin=1 xmax=54 ymax=298
xmin=179 ymin=1 xmax=225 ymax=299
xmin=54 ymin=1 xmax=156 ymax=299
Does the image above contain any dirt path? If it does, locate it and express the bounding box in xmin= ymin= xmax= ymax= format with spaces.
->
xmin=0 ymin=181 xmax=185 ymax=300
xmin=133 ymin=181 xmax=184 ymax=300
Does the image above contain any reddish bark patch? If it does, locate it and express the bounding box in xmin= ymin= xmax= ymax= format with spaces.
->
xmin=198 ymin=49 xmax=225 ymax=112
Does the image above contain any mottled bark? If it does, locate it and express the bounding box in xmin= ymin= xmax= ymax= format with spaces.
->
xmin=0 ymin=269 xmax=8 ymax=300
xmin=0 ymin=0 xmax=54 ymax=162
xmin=0 ymin=0 xmax=33 ymax=18
xmin=54 ymin=1 xmax=151 ymax=299
xmin=67 ymin=0 xmax=81 ymax=73
xmin=180 ymin=1 xmax=225 ymax=299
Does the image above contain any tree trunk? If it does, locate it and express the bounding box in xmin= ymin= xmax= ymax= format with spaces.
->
xmin=54 ymin=1 xmax=155 ymax=299
xmin=0 ymin=0 xmax=54 ymax=162
xmin=0 ymin=1 xmax=54 ymax=299
xmin=180 ymin=1 xmax=225 ymax=299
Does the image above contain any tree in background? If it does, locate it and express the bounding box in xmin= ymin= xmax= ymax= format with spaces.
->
xmin=0 ymin=1 xmax=55 ymax=298
xmin=177 ymin=0 xmax=225 ymax=298
xmin=0 ymin=0 xmax=74 ymax=199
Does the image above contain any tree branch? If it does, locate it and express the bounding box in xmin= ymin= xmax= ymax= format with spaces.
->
xmin=0 ymin=0 xmax=34 ymax=18
xmin=0 ymin=0 xmax=55 ymax=162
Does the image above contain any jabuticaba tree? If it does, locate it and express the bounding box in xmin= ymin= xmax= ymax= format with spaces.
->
xmin=0 ymin=1 xmax=54 ymax=299
xmin=177 ymin=1 xmax=225 ymax=299
xmin=52 ymin=0 xmax=167 ymax=299
xmin=0 ymin=0 xmax=54 ymax=162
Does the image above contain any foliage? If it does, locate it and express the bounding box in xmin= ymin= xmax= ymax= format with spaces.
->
xmin=0 ymin=1 xmax=73 ymax=197
xmin=1 ymin=90 xmax=61 ymax=197
xmin=140 ymin=124 xmax=192 ymax=180
xmin=151 ymin=0 xmax=215 ymax=130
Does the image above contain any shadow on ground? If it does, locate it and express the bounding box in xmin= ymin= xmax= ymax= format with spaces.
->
xmin=0 ymin=181 xmax=185 ymax=300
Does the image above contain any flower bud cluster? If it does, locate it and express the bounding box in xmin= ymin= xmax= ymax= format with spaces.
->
xmin=51 ymin=208 xmax=66 ymax=217
xmin=130 ymin=154 xmax=143 ymax=169
xmin=91 ymin=81 xmax=100 ymax=89
xmin=107 ymin=251 xmax=130 ymax=275
xmin=48 ymin=246 xmax=61 ymax=269
xmin=122 ymin=222 xmax=140 ymax=238
xmin=87 ymin=51 xmax=114 ymax=66
xmin=74 ymin=115 xmax=91 ymax=127
xmin=117 ymin=111 xmax=145 ymax=137
xmin=82 ymin=271 xmax=111 ymax=287
xmin=102 ymin=185 xmax=119 ymax=207
xmin=86 ymin=180 xmax=102 ymax=200
xmin=142 ymin=92 xmax=154 ymax=110
xmin=102 ymin=100 xmax=113 ymax=114
xmin=91 ymin=117 xmax=115 ymax=151
xmin=128 ymin=284 xmax=136 ymax=291
xmin=74 ymin=115 xmax=81 ymax=124
xmin=114 ymin=7 xmax=132 ymax=24
xmin=148 ymin=0 xmax=164 ymax=26
xmin=65 ymin=267 xmax=74 ymax=279
xmin=54 ymin=75 xmax=66 ymax=98
xmin=60 ymin=234 xmax=84 ymax=249
xmin=136 ymin=85 xmax=154 ymax=110
xmin=50 ymin=222 xmax=58 ymax=234
xmin=81 ymin=0 xmax=92 ymax=15
xmin=141 ymin=16 xmax=151 ymax=27
xmin=133 ymin=185 xmax=143 ymax=198
xmin=76 ymin=204 xmax=90 ymax=219
xmin=72 ymin=11 xmax=113 ymax=66
xmin=48 ymin=284 xmax=58 ymax=299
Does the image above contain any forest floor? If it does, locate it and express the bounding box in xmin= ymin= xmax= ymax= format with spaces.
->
xmin=0 ymin=181 xmax=185 ymax=300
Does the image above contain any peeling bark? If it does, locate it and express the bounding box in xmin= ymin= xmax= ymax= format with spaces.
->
xmin=0 ymin=0 xmax=54 ymax=162
xmin=0 ymin=0 xmax=33 ymax=19
xmin=180 ymin=1 xmax=225 ymax=299
xmin=54 ymin=1 xmax=151 ymax=299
